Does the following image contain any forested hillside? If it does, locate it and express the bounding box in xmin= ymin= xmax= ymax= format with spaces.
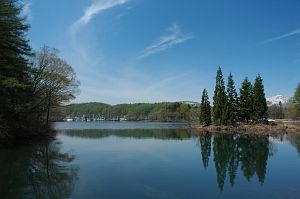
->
xmin=63 ymin=102 xmax=199 ymax=122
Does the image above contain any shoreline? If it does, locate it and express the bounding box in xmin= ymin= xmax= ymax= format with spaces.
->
xmin=192 ymin=123 xmax=300 ymax=134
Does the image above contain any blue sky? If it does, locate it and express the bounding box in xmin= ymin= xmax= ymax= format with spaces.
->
xmin=24 ymin=0 xmax=300 ymax=104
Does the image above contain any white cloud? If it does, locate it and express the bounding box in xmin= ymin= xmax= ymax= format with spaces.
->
xmin=263 ymin=27 xmax=300 ymax=43
xmin=139 ymin=23 xmax=193 ymax=58
xmin=72 ymin=0 xmax=129 ymax=31
xmin=22 ymin=2 xmax=32 ymax=20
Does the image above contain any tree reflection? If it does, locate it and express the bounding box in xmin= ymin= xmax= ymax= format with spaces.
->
xmin=198 ymin=133 xmax=211 ymax=169
xmin=197 ymin=133 xmax=271 ymax=191
xmin=0 ymin=141 xmax=78 ymax=199
xmin=287 ymin=134 xmax=300 ymax=155
xmin=62 ymin=129 xmax=191 ymax=140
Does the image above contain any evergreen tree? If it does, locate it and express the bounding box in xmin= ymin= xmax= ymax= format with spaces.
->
xmin=213 ymin=67 xmax=227 ymax=124
xmin=252 ymin=75 xmax=267 ymax=120
xmin=226 ymin=73 xmax=239 ymax=124
xmin=239 ymin=78 xmax=253 ymax=122
xmin=0 ymin=0 xmax=32 ymax=134
xmin=199 ymin=89 xmax=211 ymax=126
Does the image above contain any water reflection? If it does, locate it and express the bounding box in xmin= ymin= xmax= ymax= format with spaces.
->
xmin=197 ymin=133 xmax=271 ymax=191
xmin=61 ymin=129 xmax=300 ymax=193
xmin=61 ymin=128 xmax=191 ymax=140
xmin=0 ymin=141 xmax=78 ymax=199
xmin=2 ymin=128 xmax=300 ymax=198
xmin=288 ymin=134 xmax=300 ymax=155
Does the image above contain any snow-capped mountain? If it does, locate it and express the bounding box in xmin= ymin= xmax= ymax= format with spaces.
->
xmin=266 ymin=95 xmax=288 ymax=105
xmin=180 ymin=101 xmax=200 ymax=107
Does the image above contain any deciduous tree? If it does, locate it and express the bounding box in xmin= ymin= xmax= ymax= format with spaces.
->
xmin=31 ymin=46 xmax=80 ymax=125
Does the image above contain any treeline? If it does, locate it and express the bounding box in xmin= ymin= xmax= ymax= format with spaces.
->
xmin=268 ymin=84 xmax=300 ymax=119
xmin=286 ymin=84 xmax=300 ymax=119
xmin=199 ymin=67 xmax=268 ymax=125
xmin=64 ymin=102 xmax=199 ymax=122
xmin=0 ymin=1 xmax=79 ymax=139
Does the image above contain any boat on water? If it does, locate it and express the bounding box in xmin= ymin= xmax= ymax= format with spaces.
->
xmin=120 ymin=117 xmax=127 ymax=121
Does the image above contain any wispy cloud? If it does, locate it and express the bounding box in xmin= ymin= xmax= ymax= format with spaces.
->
xmin=139 ymin=23 xmax=193 ymax=58
xmin=22 ymin=2 xmax=32 ymax=20
xmin=263 ymin=27 xmax=300 ymax=43
xmin=72 ymin=0 xmax=129 ymax=31
xmin=75 ymin=70 xmax=194 ymax=104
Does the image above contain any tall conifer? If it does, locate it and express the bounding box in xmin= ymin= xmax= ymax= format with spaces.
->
xmin=200 ymin=89 xmax=211 ymax=126
xmin=226 ymin=73 xmax=239 ymax=124
xmin=253 ymin=75 xmax=267 ymax=120
xmin=239 ymin=78 xmax=253 ymax=122
xmin=0 ymin=0 xmax=32 ymax=115
xmin=213 ymin=67 xmax=227 ymax=124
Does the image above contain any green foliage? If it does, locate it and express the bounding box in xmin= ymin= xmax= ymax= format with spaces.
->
xmin=287 ymin=83 xmax=300 ymax=119
xmin=239 ymin=78 xmax=253 ymax=122
xmin=199 ymin=89 xmax=211 ymax=126
xmin=64 ymin=102 xmax=196 ymax=122
xmin=0 ymin=0 xmax=34 ymax=137
xmin=226 ymin=73 xmax=239 ymax=124
xmin=252 ymin=75 xmax=267 ymax=120
xmin=177 ymin=103 xmax=191 ymax=121
xmin=31 ymin=46 xmax=80 ymax=124
xmin=0 ymin=1 xmax=80 ymax=139
xmin=212 ymin=67 xmax=228 ymax=124
xmin=0 ymin=0 xmax=32 ymax=107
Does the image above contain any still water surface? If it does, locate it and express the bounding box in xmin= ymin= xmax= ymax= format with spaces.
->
xmin=1 ymin=122 xmax=300 ymax=199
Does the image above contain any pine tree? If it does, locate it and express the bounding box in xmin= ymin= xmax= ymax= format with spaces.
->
xmin=226 ymin=73 xmax=239 ymax=124
xmin=239 ymin=77 xmax=253 ymax=123
xmin=0 ymin=0 xmax=32 ymax=134
xmin=200 ymin=89 xmax=211 ymax=126
xmin=213 ymin=67 xmax=227 ymax=124
xmin=253 ymin=75 xmax=267 ymax=120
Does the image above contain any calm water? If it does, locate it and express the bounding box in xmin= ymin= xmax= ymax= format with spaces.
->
xmin=1 ymin=122 xmax=300 ymax=199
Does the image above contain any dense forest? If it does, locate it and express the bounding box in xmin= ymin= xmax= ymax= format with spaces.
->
xmin=0 ymin=0 xmax=79 ymax=140
xmin=63 ymin=102 xmax=199 ymax=122
xmin=199 ymin=67 xmax=300 ymax=126
xmin=267 ymin=83 xmax=300 ymax=119
xmin=199 ymin=67 xmax=268 ymax=126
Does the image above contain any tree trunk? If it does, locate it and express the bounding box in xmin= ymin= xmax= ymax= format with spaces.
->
xmin=46 ymin=92 xmax=51 ymax=126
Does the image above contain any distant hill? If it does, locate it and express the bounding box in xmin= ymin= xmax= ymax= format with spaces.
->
xmin=63 ymin=102 xmax=199 ymax=122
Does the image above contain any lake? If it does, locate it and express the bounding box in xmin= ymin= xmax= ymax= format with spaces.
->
xmin=1 ymin=121 xmax=300 ymax=199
